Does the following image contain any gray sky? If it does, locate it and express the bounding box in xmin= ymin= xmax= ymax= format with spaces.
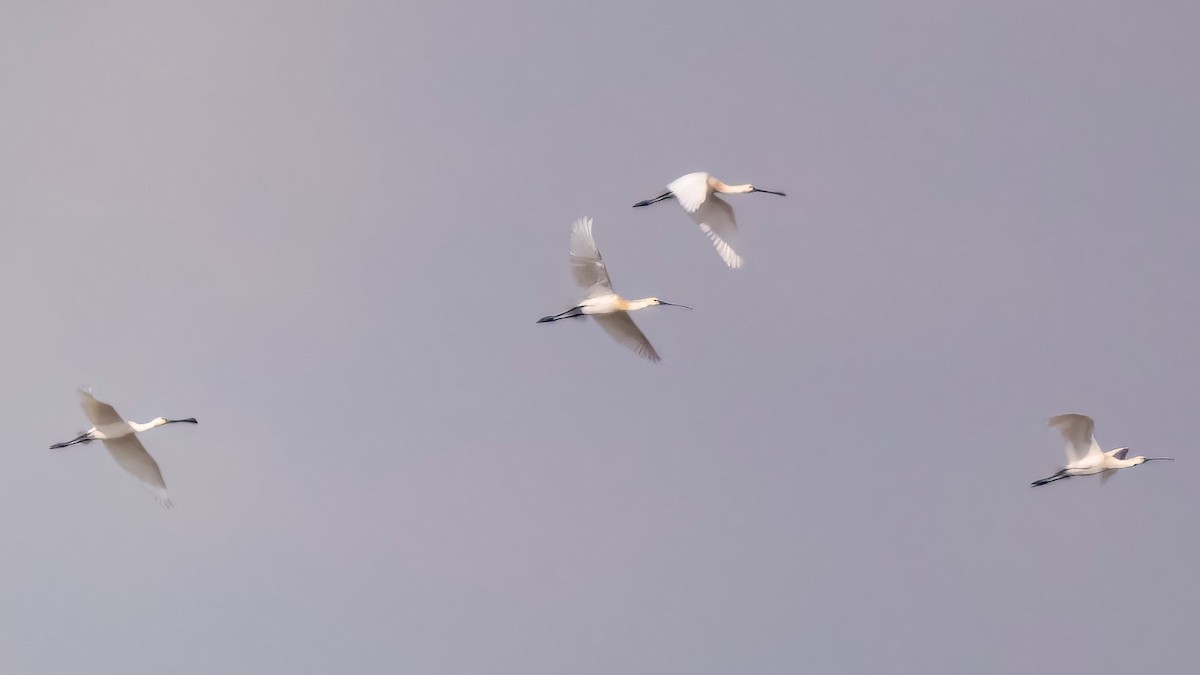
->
xmin=1 ymin=1 xmax=1198 ymax=672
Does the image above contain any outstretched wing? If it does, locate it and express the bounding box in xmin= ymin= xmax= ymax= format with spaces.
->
xmin=1048 ymin=414 xmax=1101 ymax=464
xmin=80 ymin=389 xmax=124 ymax=426
xmin=102 ymin=435 xmax=173 ymax=508
xmin=688 ymin=195 xmax=744 ymax=269
xmin=594 ymin=313 xmax=661 ymax=362
xmin=1099 ymin=448 xmax=1130 ymax=486
xmin=663 ymin=173 xmax=744 ymax=268
xmin=667 ymin=172 xmax=711 ymax=212
xmin=569 ymin=217 xmax=613 ymax=295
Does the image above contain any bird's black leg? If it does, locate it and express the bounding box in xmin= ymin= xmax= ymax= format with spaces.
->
xmin=537 ymin=306 xmax=585 ymax=323
xmin=50 ymin=434 xmax=92 ymax=450
xmin=633 ymin=192 xmax=674 ymax=208
xmin=1031 ymin=470 xmax=1069 ymax=487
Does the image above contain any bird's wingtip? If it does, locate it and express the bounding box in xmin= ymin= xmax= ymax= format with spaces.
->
xmin=153 ymin=491 xmax=174 ymax=510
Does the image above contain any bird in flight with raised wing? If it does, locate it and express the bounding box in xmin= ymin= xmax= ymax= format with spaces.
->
xmin=537 ymin=216 xmax=690 ymax=362
xmin=1031 ymin=413 xmax=1173 ymax=487
xmin=51 ymin=389 xmax=197 ymax=507
xmin=633 ymin=171 xmax=785 ymax=269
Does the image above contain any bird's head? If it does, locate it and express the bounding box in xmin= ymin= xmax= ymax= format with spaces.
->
xmin=749 ymin=185 xmax=787 ymax=197
xmin=1134 ymin=454 xmax=1174 ymax=465
xmin=651 ymin=298 xmax=693 ymax=310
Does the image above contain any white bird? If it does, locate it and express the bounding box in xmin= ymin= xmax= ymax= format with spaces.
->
xmin=1031 ymin=413 xmax=1173 ymax=487
xmin=51 ymin=389 xmax=197 ymax=507
xmin=538 ymin=216 xmax=691 ymax=362
xmin=633 ymin=171 xmax=786 ymax=269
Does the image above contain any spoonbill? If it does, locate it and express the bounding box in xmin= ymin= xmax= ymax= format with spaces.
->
xmin=537 ymin=216 xmax=690 ymax=362
xmin=51 ymin=389 xmax=197 ymax=507
xmin=633 ymin=171 xmax=785 ymax=269
xmin=1031 ymin=413 xmax=1173 ymax=487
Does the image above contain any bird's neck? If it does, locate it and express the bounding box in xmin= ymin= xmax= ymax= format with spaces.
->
xmin=624 ymin=297 xmax=658 ymax=311
xmin=711 ymin=180 xmax=753 ymax=195
xmin=1113 ymin=457 xmax=1143 ymax=469
xmin=129 ymin=418 xmax=167 ymax=433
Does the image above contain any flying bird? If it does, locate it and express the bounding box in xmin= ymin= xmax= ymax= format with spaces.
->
xmin=51 ymin=389 xmax=197 ymax=507
xmin=538 ymin=216 xmax=690 ymax=362
xmin=1031 ymin=413 xmax=1173 ymax=487
xmin=633 ymin=171 xmax=785 ymax=269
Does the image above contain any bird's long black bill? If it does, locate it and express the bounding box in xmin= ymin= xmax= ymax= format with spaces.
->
xmin=658 ymin=301 xmax=693 ymax=310
xmin=633 ymin=192 xmax=673 ymax=208
xmin=1144 ymin=457 xmax=1175 ymax=462
xmin=166 ymin=418 xmax=199 ymax=424
xmin=752 ymin=188 xmax=787 ymax=197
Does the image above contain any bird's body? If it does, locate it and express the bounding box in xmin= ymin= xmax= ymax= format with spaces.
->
xmin=51 ymin=389 xmax=197 ymax=507
xmin=1031 ymin=413 xmax=1173 ymax=487
xmin=82 ymin=419 xmax=166 ymax=441
xmin=575 ymin=293 xmax=661 ymax=315
xmin=537 ymin=217 xmax=690 ymax=362
xmin=633 ymin=171 xmax=785 ymax=269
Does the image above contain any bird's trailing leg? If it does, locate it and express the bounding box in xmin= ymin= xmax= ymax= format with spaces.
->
xmin=1030 ymin=470 xmax=1069 ymax=487
xmin=50 ymin=433 xmax=93 ymax=450
xmin=632 ymin=191 xmax=674 ymax=208
xmin=537 ymin=306 xmax=585 ymax=323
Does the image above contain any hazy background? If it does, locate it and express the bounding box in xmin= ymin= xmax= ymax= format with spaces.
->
xmin=1 ymin=1 xmax=1197 ymax=672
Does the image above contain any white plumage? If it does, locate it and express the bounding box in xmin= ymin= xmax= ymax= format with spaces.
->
xmin=51 ymin=389 xmax=198 ymax=507
xmin=633 ymin=171 xmax=786 ymax=269
xmin=538 ymin=217 xmax=691 ymax=362
xmin=1031 ymin=413 xmax=1173 ymax=487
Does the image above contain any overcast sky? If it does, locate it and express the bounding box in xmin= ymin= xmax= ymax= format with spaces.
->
xmin=1 ymin=1 xmax=1198 ymax=673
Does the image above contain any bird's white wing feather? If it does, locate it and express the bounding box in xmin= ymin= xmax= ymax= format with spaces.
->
xmin=667 ymin=172 xmax=711 ymax=212
xmin=80 ymin=389 xmax=124 ymax=426
xmin=1100 ymin=448 xmax=1130 ymax=485
xmin=593 ymin=313 xmax=661 ymax=362
xmin=688 ymin=195 xmax=744 ymax=269
xmin=1048 ymin=414 xmax=1101 ymax=464
xmin=102 ymin=435 xmax=173 ymax=508
xmin=569 ymin=217 xmax=613 ymax=294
